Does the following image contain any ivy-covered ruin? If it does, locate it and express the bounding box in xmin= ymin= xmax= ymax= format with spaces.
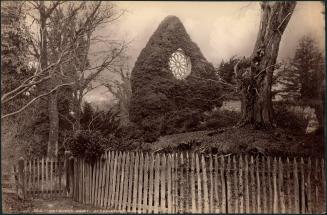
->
xmin=129 ymin=15 xmax=222 ymax=140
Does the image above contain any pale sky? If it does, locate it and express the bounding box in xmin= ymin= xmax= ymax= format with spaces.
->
xmin=106 ymin=1 xmax=325 ymax=66
xmin=84 ymin=1 xmax=325 ymax=104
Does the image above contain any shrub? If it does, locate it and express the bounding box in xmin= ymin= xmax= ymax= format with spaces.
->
xmin=80 ymin=105 xmax=122 ymax=138
xmin=202 ymin=109 xmax=240 ymax=129
xmin=67 ymin=130 xmax=108 ymax=164
xmin=161 ymin=108 xmax=203 ymax=135
xmin=141 ymin=116 xmax=163 ymax=142
xmin=118 ymin=122 xmax=143 ymax=140
xmin=274 ymin=103 xmax=308 ymax=134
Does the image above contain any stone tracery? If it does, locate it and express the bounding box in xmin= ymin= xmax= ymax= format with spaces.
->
xmin=168 ymin=48 xmax=191 ymax=80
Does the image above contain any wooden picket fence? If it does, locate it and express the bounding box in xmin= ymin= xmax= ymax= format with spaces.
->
xmin=16 ymin=157 xmax=67 ymax=198
xmin=70 ymin=151 xmax=326 ymax=213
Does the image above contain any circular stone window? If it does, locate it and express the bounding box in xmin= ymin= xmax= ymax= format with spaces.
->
xmin=168 ymin=48 xmax=192 ymax=80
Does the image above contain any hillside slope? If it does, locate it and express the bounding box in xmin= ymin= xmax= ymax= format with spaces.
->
xmin=134 ymin=127 xmax=324 ymax=158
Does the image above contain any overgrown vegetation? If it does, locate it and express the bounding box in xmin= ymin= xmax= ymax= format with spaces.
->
xmin=2 ymin=4 xmax=324 ymax=167
xmin=161 ymin=108 xmax=203 ymax=135
xmin=202 ymin=109 xmax=240 ymax=129
xmin=63 ymin=103 xmax=122 ymax=162
xmin=67 ymin=130 xmax=108 ymax=164
xmin=1 ymin=2 xmax=33 ymax=115
xmin=273 ymin=102 xmax=308 ymax=134
xmin=129 ymin=15 xmax=223 ymax=138
xmin=276 ymin=38 xmax=324 ymax=131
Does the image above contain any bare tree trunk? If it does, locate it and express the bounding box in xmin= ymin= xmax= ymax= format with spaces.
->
xmin=39 ymin=1 xmax=59 ymax=158
xmin=40 ymin=3 xmax=48 ymax=73
xmin=235 ymin=2 xmax=296 ymax=129
xmin=48 ymin=89 xmax=59 ymax=157
xmin=69 ymin=80 xmax=82 ymax=132
xmin=75 ymin=93 xmax=82 ymax=131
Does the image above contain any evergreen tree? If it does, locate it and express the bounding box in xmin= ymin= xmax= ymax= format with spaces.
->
xmin=275 ymin=35 xmax=325 ymax=130
xmin=274 ymin=61 xmax=301 ymax=102
xmin=217 ymin=56 xmax=239 ymax=84
xmin=292 ymin=35 xmax=324 ymax=103
xmin=293 ymin=36 xmax=325 ymax=130
xmin=275 ymin=36 xmax=324 ymax=103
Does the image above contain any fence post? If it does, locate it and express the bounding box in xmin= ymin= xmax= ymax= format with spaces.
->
xmin=18 ymin=157 xmax=26 ymax=200
xmin=272 ymin=157 xmax=278 ymax=213
xmin=13 ymin=165 xmax=19 ymax=199
xmin=64 ymin=151 xmax=71 ymax=196
xmin=68 ymin=155 xmax=74 ymax=198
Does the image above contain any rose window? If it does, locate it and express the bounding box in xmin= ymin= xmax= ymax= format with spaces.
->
xmin=168 ymin=48 xmax=191 ymax=80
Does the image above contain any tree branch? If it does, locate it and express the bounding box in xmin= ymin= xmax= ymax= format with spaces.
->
xmin=82 ymin=44 xmax=127 ymax=89
xmin=27 ymin=1 xmax=40 ymax=10
xmin=88 ymin=112 xmax=102 ymax=131
xmin=254 ymin=63 xmax=280 ymax=79
xmin=188 ymin=74 xmax=237 ymax=89
xmin=82 ymin=84 xmax=103 ymax=97
xmin=45 ymin=1 xmax=63 ymax=18
xmin=2 ymin=82 xmax=74 ymax=119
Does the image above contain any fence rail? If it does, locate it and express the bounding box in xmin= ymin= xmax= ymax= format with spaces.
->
xmin=16 ymin=156 xmax=68 ymax=199
xmin=69 ymin=151 xmax=326 ymax=213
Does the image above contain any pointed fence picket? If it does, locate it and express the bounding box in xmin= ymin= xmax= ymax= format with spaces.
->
xmin=18 ymin=151 xmax=325 ymax=213
xmin=16 ymin=157 xmax=66 ymax=198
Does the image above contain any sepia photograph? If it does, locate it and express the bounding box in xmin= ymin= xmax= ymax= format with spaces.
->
xmin=1 ymin=1 xmax=325 ymax=213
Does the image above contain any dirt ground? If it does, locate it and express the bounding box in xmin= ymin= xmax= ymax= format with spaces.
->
xmin=2 ymin=194 xmax=111 ymax=213
xmin=2 ymin=193 xmax=34 ymax=213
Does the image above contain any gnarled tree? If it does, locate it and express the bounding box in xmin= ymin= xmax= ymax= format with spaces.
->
xmin=2 ymin=1 xmax=126 ymax=158
xmin=234 ymin=2 xmax=296 ymax=129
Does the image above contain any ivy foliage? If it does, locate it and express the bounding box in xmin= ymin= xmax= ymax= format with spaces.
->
xmin=1 ymin=2 xmax=34 ymax=114
xmin=130 ymin=16 xmax=223 ymax=139
xmin=68 ymin=130 xmax=108 ymax=164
